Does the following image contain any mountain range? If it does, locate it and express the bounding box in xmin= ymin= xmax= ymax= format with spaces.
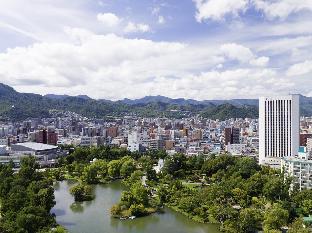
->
xmin=0 ymin=83 xmax=311 ymax=121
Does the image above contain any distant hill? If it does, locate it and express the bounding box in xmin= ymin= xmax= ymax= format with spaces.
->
xmin=0 ymin=83 xmax=311 ymax=121
xmin=120 ymin=95 xmax=259 ymax=107
xmin=200 ymin=104 xmax=259 ymax=120
xmin=45 ymin=94 xmax=92 ymax=100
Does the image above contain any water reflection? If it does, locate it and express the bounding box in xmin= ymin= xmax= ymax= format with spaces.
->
xmin=52 ymin=181 xmax=221 ymax=233
xmin=70 ymin=203 xmax=84 ymax=213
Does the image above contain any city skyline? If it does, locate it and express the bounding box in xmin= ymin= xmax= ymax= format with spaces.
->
xmin=0 ymin=0 xmax=311 ymax=100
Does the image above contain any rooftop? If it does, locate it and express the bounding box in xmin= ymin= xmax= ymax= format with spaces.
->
xmin=282 ymin=157 xmax=312 ymax=164
xmin=15 ymin=142 xmax=58 ymax=151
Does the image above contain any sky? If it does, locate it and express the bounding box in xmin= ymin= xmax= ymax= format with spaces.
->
xmin=0 ymin=0 xmax=311 ymax=100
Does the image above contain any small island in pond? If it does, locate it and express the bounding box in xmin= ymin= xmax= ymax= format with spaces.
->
xmin=110 ymin=179 xmax=159 ymax=219
xmin=70 ymin=183 xmax=94 ymax=202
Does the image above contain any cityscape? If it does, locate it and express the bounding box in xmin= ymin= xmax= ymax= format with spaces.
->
xmin=0 ymin=1 xmax=312 ymax=233
xmin=1 ymin=85 xmax=312 ymax=232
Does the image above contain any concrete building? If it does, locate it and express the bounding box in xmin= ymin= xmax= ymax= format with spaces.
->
xmin=0 ymin=145 xmax=8 ymax=155
xmin=226 ymin=144 xmax=247 ymax=156
xmin=107 ymin=126 xmax=118 ymax=138
xmin=300 ymin=133 xmax=312 ymax=146
xmin=259 ymin=95 xmax=300 ymax=167
xmin=307 ymin=138 xmax=312 ymax=155
xmin=0 ymin=138 xmax=8 ymax=146
xmin=148 ymin=139 xmax=165 ymax=151
xmin=11 ymin=142 xmax=58 ymax=155
xmin=127 ymin=130 xmax=149 ymax=152
xmin=281 ymin=147 xmax=312 ymax=190
xmin=224 ymin=127 xmax=240 ymax=145
xmin=79 ymin=136 xmax=97 ymax=147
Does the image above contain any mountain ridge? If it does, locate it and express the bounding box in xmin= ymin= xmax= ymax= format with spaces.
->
xmin=0 ymin=83 xmax=311 ymax=121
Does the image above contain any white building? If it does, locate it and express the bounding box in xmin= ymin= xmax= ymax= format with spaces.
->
xmin=79 ymin=136 xmax=98 ymax=147
xmin=281 ymin=147 xmax=312 ymax=190
xmin=226 ymin=144 xmax=247 ymax=156
xmin=259 ymin=95 xmax=300 ymax=168
xmin=307 ymin=138 xmax=312 ymax=155
xmin=127 ymin=130 xmax=149 ymax=152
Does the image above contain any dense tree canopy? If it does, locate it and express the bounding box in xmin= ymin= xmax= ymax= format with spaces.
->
xmin=0 ymin=157 xmax=57 ymax=233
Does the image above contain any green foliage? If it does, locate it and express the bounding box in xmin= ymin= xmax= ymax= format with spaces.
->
xmin=2 ymin=83 xmax=312 ymax=121
xmin=111 ymin=180 xmax=155 ymax=218
xmin=263 ymin=203 xmax=289 ymax=232
xmin=162 ymin=153 xmax=188 ymax=178
xmin=292 ymin=189 xmax=312 ymax=216
xmin=129 ymin=204 xmax=146 ymax=216
xmin=69 ymin=183 xmax=94 ymax=202
xmin=0 ymin=157 xmax=57 ymax=233
xmin=110 ymin=204 xmax=122 ymax=217
xmin=288 ymin=218 xmax=310 ymax=233
xmin=238 ymin=207 xmax=263 ymax=232
xmin=108 ymin=160 xmax=122 ymax=178
xmin=201 ymin=155 xmax=235 ymax=177
xmin=0 ymin=83 xmax=261 ymax=121
xmin=263 ymin=175 xmax=291 ymax=201
xmin=82 ymin=165 xmax=99 ymax=184
xmin=200 ymin=103 xmax=258 ymax=120
xmin=120 ymin=159 xmax=136 ymax=178
xmin=153 ymin=154 xmax=311 ymax=232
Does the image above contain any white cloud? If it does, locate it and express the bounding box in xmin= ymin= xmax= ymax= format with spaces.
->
xmin=193 ymin=0 xmax=312 ymax=22
xmin=253 ymin=0 xmax=312 ymax=20
xmin=0 ymin=0 xmax=96 ymax=43
xmin=250 ymin=56 xmax=269 ymax=67
xmin=124 ymin=22 xmax=151 ymax=33
xmin=0 ymin=29 xmax=307 ymax=100
xmin=220 ymin=43 xmax=253 ymax=62
xmin=0 ymin=1 xmax=311 ymax=99
xmin=97 ymin=13 xmax=121 ymax=27
xmin=286 ymin=60 xmax=312 ymax=76
xmin=193 ymin=0 xmax=249 ymax=21
xmin=152 ymin=7 xmax=160 ymax=15
xmin=158 ymin=16 xmax=165 ymax=24
xmin=220 ymin=43 xmax=269 ymax=67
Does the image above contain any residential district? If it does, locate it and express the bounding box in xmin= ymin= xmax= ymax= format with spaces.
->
xmin=0 ymin=94 xmax=311 ymax=191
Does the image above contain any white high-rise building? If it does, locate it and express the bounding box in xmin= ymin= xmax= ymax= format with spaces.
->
xmin=259 ymin=95 xmax=300 ymax=168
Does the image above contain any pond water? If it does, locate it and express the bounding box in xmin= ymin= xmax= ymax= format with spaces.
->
xmin=52 ymin=180 xmax=221 ymax=233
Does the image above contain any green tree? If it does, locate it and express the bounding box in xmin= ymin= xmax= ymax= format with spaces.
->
xmin=263 ymin=176 xmax=289 ymax=201
xmin=129 ymin=204 xmax=146 ymax=216
xmin=70 ymin=183 xmax=93 ymax=202
xmin=263 ymin=203 xmax=289 ymax=232
xmin=162 ymin=153 xmax=187 ymax=178
xmin=131 ymin=183 xmax=149 ymax=206
xmin=288 ymin=218 xmax=310 ymax=233
xmin=238 ymin=207 xmax=263 ymax=232
xmin=302 ymin=199 xmax=312 ymax=216
xmin=16 ymin=206 xmax=54 ymax=233
xmin=108 ymin=160 xmax=122 ymax=178
xmin=82 ymin=165 xmax=98 ymax=184
xmin=120 ymin=159 xmax=136 ymax=178
xmin=93 ymin=160 xmax=108 ymax=180
xmin=110 ymin=204 xmax=121 ymax=217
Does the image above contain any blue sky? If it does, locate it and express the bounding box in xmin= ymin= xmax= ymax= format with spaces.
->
xmin=0 ymin=0 xmax=311 ymax=100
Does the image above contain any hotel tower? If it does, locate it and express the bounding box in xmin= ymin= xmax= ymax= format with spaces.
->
xmin=259 ymin=95 xmax=300 ymax=167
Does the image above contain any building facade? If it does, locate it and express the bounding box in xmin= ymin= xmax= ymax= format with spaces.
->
xmin=259 ymin=95 xmax=300 ymax=167
xmin=281 ymin=147 xmax=312 ymax=190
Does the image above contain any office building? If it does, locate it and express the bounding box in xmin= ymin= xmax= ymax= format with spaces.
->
xmin=259 ymin=95 xmax=300 ymax=167
xmin=224 ymin=127 xmax=240 ymax=145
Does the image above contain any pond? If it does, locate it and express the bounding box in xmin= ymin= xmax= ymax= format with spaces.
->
xmin=52 ymin=180 xmax=221 ymax=233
